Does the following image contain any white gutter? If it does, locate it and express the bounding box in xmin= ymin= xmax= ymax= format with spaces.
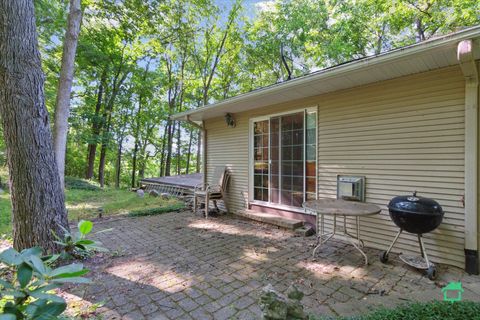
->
xmin=458 ymin=39 xmax=479 ymax=275
xmin=173 ymin=26 xmax=480 ymax=121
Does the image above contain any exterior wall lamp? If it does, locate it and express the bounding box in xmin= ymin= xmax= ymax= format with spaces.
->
xmin=225 ymin=113 xmax=236 ymax=128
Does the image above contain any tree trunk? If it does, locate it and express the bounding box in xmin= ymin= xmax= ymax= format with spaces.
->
xmin=115 ymin=139 xmax=123 ymax=188
xmin=98 ymin=111 xmax=112 ymax=187
xmin=415 ymin=18 xmax=426 ymax=42
xmin=53 ymin=0 xmax=82 ymax=190
xmin=196 ymin=130 xmax=201 ymax=173
xmin=86 ymin=72 xmax=105 ymax=179
xmin=159 ymin=124 xmax=168 ymax=176
xmin=176 ymin=121 xmax=181 ymax=175
xmin=186 ymin=130 xmax=193 ymax=174
xmin=0 ymin=0 xmax=69 ymax=251
xmin=164 ymin=121 xmax=175 ymax=176
xmin=131 ymin=142 xmax=138 ymax=188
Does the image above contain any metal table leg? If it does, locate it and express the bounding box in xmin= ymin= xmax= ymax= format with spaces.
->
xmin=312 ymin=213 xmax=369 ymax=265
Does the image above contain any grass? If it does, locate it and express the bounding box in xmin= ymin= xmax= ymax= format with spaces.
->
xmin=65 ymin=187 xmax=183 ymax=221
xmin=0 ymin=176 xmax=184 ymax=235
xmin=312 ymin=301 xmax=480 ymax=320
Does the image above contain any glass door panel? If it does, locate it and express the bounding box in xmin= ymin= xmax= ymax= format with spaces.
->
xmin=280 ymin=112 xmax=304 ymax=206
xmin=253 ymin=120 xmax=269 ymax=201
xmin=252 ymin=109 xmax=316 ymax=207
xmin=305 ymin=111 xmax=317 ymax=201
xmin=270 ymin=118 xmax=280 ymax=204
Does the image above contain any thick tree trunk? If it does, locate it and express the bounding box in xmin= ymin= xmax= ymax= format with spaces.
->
xmin=53 ymin=0 xmax=82 ymax=190
xmin=85 ymin=73 xmax=105 ymax=179
xmin=0 ymin=0 xmax=69 ymax=251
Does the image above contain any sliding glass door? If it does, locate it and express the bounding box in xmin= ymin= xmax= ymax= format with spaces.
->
xmin=252 ymin=108 xmax=317 ymax=208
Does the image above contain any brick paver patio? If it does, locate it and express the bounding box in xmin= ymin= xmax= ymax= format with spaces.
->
xmin=62 ymin=211 xmax=480 ymax=319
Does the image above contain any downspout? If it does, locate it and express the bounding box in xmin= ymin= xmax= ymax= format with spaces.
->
xmin=186 ymin=115 xmax=207 ymax=186
xmin=457 ymin=39 xmax=479 ymax=275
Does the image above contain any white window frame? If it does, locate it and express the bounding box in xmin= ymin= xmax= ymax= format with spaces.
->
xmin=248 ymin=106 xmax=318 ymax=214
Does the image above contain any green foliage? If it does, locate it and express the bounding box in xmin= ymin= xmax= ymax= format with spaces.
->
xmin=0 ymin=247 xmax=90 ymax=319
xmin=128 ymin=203 xmax=185 ymax=217
xmin=309 ymin=301 xmax=480 ymax=320
xmin=64 ymin=177 xmax=101 ymax=191
xmin=53 ymin=220 xmax=108 ymax=259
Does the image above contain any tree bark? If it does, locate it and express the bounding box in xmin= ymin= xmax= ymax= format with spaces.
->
xmin=98 ymin=110 xmax=112 ymax=187
xmin=86 ymin=72 xmax=106 ymax=179
xmin=196 ymin=130 xmax=201 ymax=173
xmin=186 ymin=129 xmax=193 ymax=174
xmin=131 ymin=141 xmax=138 ymax=188
xmin=164 ymin=120 xmax=175 ymax=176
xmin=176 ymin=121 xmax=181 ymax=175
xmin=115 ymin=139 xmax=123 ymax=188
xmin=0 ymin=0 xmax=69 ymax=251
xmin=53 ymin=0 xmax=82 ymax=190
xmin=159 ymin=123 xmax=168 ymax=176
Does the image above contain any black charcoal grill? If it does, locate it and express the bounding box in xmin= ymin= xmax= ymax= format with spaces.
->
xmin=380 ymin=191 xmax=444 ymax=280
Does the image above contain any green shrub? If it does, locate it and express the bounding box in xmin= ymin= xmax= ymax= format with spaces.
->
xmin=53 ymin=220 xmax=109 ymax=259
xmin=64 ymin=177 xmax=100 ymax=191
xmin=0 ymin=247 xmax=90 ymax=319
xmin=310 ymin=301 xmax=480 ymax=320
xmin=128 ymin=203 xmax=185 ymax=217
xmin=356 ymin=301 xmax=480 ymax=320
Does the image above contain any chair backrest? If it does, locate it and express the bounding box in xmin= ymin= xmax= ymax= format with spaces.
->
xmin=212 ymin=166 xmax=230 ymax=192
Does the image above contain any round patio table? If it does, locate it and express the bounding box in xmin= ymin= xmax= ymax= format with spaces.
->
xmin=303 ymin=199 xmax=381 ymax=265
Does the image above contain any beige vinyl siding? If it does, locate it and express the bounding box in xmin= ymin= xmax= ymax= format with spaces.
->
xmin=205 ymin=65 xmax=466 ymax=268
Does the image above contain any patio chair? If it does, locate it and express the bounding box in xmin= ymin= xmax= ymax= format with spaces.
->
xmin=193 ymin=166 xmax=231 ymax=218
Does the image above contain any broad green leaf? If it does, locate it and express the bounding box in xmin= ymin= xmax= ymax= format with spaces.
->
xmin=41 ymin=254 xmax=60 ymax=266
xmin=29 ymin=291 xmax=65 ymax=303
xmin=51 ymin=269 xmax=89 ymax=279
xmin=0 ymin=279 xmax=14 ymax=289
xmin=78 ymin=220 xmax=93 ymax=235
xmin=0 ymin=314 xmax=16 ymax=320
xmin=0 ymin=248 xmax=22 ymax=265
xmin=76 ymin=239 xmax=95 ymax=245
xmin=17 ymin=263 xmax=33 ymax=288
xmin=30 ymin=283 xmax=60 ymax=293
xmin=49 ymin=263 xmax=84 ymax=277
xmin=51 ymin=277 xmax=91 ymax=284
xmin=20 ymin=246 xmax=42 ymax=258
xmin=28 ymin=254 xmax=48 ymax=275
xmin=27 ymin=299 xmax=67 ymax=319
xmin=2 ymin=289 xmax=26 ymax=298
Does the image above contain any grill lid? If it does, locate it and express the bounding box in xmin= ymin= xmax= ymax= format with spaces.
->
xmin=388 ymin=191 xmax=443 ymax=216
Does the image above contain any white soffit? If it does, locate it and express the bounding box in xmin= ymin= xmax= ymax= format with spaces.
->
xmin=173 ymin=27 xmax=480 ymax=122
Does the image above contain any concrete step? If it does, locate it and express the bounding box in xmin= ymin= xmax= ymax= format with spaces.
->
xmin=235 ymin=210 xmax=304 ymax=230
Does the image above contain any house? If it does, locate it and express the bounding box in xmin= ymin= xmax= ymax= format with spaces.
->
xmin=172 ymin=26 xmax=480 ymax=274
xmin=442 ymin=282 xmax=464 ymax=302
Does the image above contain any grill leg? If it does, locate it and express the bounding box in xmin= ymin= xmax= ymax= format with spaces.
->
xmin=418 ymin=234 xmax=425 ymax=258
xmin=418 ymin=234 xmax=431 ymax=268
xmin=386 ymin=229 xmax=403 ymax=256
